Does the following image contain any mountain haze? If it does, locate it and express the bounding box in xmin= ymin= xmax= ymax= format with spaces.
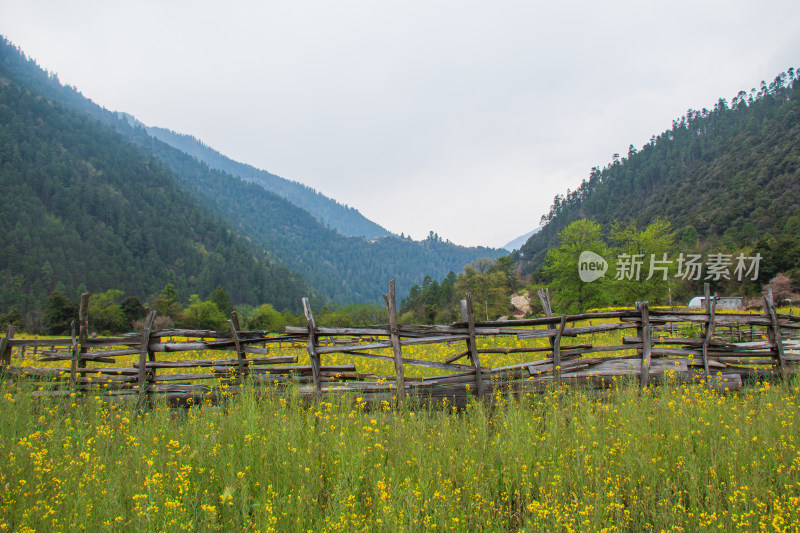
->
xmin=502 ymin=227 xmax=541 ymax=252
xmin=143 ymin=124 xmax=392 ymax=240
xmin=133 ymin=128 xmax=501 ymax=303
xmin=0 ymin=57 xmax=314 ymax=313
xmin=0 ymin=36 xmax=504 ymax=311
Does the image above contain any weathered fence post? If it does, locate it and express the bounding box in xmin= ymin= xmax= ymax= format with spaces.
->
xmin=77 ymin=293 xmax=89 ymax=389
xmin=538 ymin=288 xmax=556 ymax=347
xmin=137 ymin=310 xmax=157 ymax=408
xmin=636 ymin=301 xmax=652 ymax=388
xmin=460 ymin=294 xmax=484 ymax=397
xmin=763 ymin=288 xmax=787 ymax=380
xmin=702 ymin=283 xmax=711 ymax=338
xmin=537 ymin=288 xmax=554 ymax=323
xmin=383 ymin=280 xmax=405 ymax=401
xmin=537 ymin=288 xmax=564 ymax=388
xmin=78 ymin=292 xmax=89 ymax=358
xmin=701 ymin=291 xmax=717 ymax=388
xmin=228 ymin=311 xmax=247 ymax=378
xmin=70 ymin=320 xmax=79 ymax=389
xmin=552 ymin=315 xmax=567 ymax=387
xmin=302 ymin=298 xmax=321 ymax=394
xmin=0 ymin=325 xmax=15 ymax=372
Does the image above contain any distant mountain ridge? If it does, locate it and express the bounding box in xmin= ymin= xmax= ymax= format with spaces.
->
xmin=0 ymin=50 xmax=315 ymax=313
xmin=0 ymin=35 xmax=504 ymax=308
xmin=141 ymin=123 xmax=392 ymax=239
xmin=502 ymin=227 xmax=541 ymax=252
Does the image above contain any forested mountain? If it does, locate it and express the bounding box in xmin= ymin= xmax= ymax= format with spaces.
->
xmin=517 ymin=69 xmax=800 ymax=274
xmin=142 ymin=124 xmax=391 ymax=239
xmin=0 ymin=70 xmax=314 ymax=313
xmin=133 ymin=127 xmax=501 ymax=302
xmin=0 ymin=36 xmax=503 ymax=310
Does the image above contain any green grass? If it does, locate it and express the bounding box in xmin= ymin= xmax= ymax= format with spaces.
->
xmin=1 ymin=377 xmax=799 ymax=532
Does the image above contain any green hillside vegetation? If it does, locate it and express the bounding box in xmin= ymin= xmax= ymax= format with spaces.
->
xmin=144 ymin=124 xmax=391 ymax=239
xmin=517 ymin=68 xmax=800 ymax=286
xmin=31 ymin=283 xmax=390 ymax=336
xmin=403 ymin=70 xmax=800 ymax=317
xmin=0 ymin=36 xmax=503 ymax=308
xmin=405 ymin=210 xmax=800 ymax=319
xmin=133 ymin=129 xmax=503 ymax=303
xmin=0 ymin=63 xmax=314 ymax=317
xmin=400 ymin=256 xmax=519 ymax=323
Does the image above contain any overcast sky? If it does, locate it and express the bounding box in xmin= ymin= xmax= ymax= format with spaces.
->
xmin=3 ymin=1 xmax=799 ymax=248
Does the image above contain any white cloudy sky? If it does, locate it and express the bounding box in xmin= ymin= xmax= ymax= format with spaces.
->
xmin=2 ymin=1 xmax=798 ymax=248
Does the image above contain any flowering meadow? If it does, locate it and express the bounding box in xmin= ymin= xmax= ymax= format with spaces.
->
xmin=2 ymin=308 xmax=800 ymax=531
xmin=1 ymin=374 xmax=799 ymax=532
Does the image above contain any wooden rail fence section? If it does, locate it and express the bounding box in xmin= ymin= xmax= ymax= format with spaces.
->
xmin=0 ymin=283 xmax=798 ymax=405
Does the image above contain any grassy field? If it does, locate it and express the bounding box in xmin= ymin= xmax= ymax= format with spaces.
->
xmin=2 ymin=308 xmax=798 ymax=531
xmin=1 ymin=376 xmax=799 ymax=532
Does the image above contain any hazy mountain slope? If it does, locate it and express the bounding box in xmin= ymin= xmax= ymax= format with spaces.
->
xmin=518 ymin=70 xmax=800 ymax=272
xmin=144 ymin=125 xmax=391 ymax=239
xmin=502 ymin=227 xmax=541 ymax=252
xmin=0 ymin=70 xmax=314 ymax=313
xmin=135 ymin=132 xmax=503 ymax=301
xmin=0 ymin=36 xmax=504 ymax=305
xmin=136 ymin=130 xmax=504 ymax=302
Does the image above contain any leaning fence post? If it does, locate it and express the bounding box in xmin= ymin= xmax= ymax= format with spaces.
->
xmin=228 ymin=311 xmax=247 ymax=378
xmin=538 ymin=288 xmax=557 ymax=348
xmin=383 ymin=280 xmax=405 ymax=401
xmin=460 ymin=294 xmax=485 ymax=397
xmin=763 ymin=288 xmax=787 ymax=380
xmin=137 ymin=310 xmax=157 ymax=408
xmin=700 ymin=293 xmax=717 ymax=388
xmin=302 ymin=298 xmax=321 ymax=394
xmin=537 ymin=288 xmax=554 ymax=322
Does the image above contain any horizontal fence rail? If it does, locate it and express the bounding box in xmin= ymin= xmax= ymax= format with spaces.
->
xmin=1 ymin=283 xmax=798 ymax=406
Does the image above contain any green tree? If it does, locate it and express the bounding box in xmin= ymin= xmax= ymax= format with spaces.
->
xmin=455 ymin=259 xmax=514 ymax=320
xmin=43 ymin=289 xmax=78 ymax=335
xmin=181 ymin=295 xmax=227 ymax=331
xmin=155 ymin=283 xmax=182 ymax=319
xmin=783 ymin=215 xmax=800 ymax=237
xmin=208 ymin=286 xmax=233 ymax=318
xmin=608 ymin=219 xmax=675 ymax=305
xmin=89 ymin=289 xmax=128 ymax=333
xmin=246 ymin=303 xmax=287 ymax=332
xmin=740 ymin=222 xmax=758 ymax=244
xmin=488 ymin=256 xmax=519 ymax=292
xmin=121 ymin=296 xmax=146 ymax=325
xmin=754 ymin=234 xmax=800 ymax=285
xmin=542 ymin=219 xmax=611 ymax=313
xmin=400 ymin=270 xmax=461 ymax=324
xmin=0 ymin=308 xmax=23 ymax=330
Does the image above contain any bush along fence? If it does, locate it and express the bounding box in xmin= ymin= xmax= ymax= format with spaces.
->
xmin=0 ymin=282 xmax=798 ymax=406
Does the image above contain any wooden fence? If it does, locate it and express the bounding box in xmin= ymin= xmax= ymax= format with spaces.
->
xmin=0 ymin=282 xmax=798 ymax=406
